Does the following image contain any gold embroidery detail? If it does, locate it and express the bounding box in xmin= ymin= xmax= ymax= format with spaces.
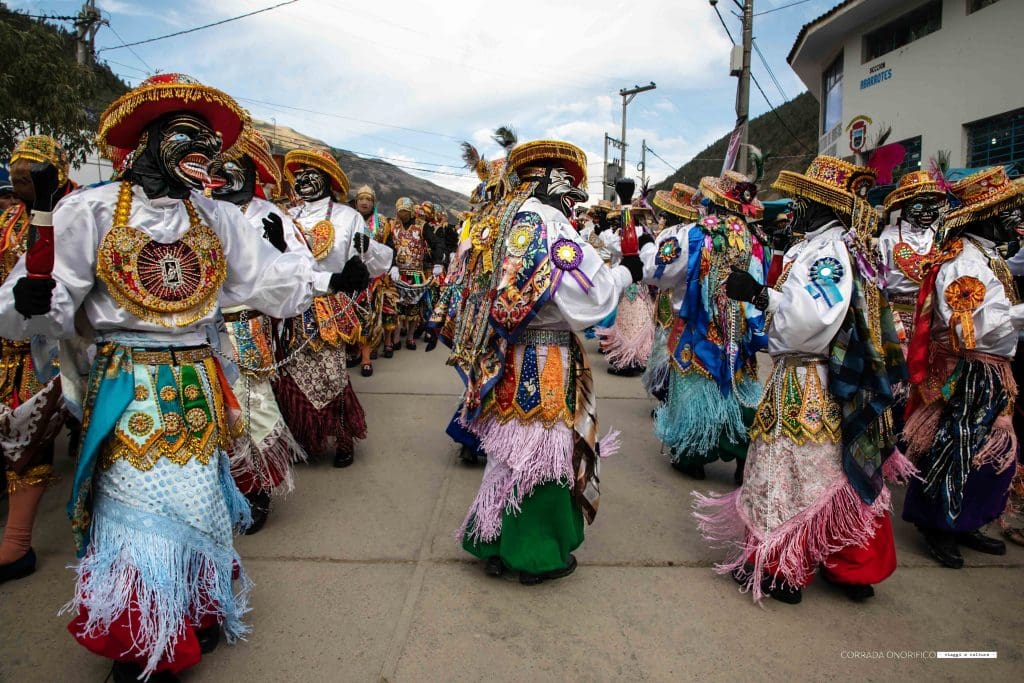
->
xmin=183 ymin=384 xmax=201 ymax=401
xmin=944 ymin=276 xmax=986 ymax=352
xmin=159 ymin=385 xmax=178 ymax=402
xmin=134 ymin=384 xmax=149 ymax=401
xmin=163 ymin=412 xmax=183 ymax=435
xmin=305 ymin=219 xmax=334 ymax=261
xmin=751 ymin=361 xmax=842 ymax=445
xmin=6 ymin=464 xmax=60 ymax=493
xmin=185 ymin=407 xmax=209 ymax=431
xmin=127 ymin=412 xmax=154 ymax=436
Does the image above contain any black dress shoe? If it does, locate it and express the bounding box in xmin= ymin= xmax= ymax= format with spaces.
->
xmin=0 ymin=547 xmax=36 ymax=584
xmin=671 ymin=460 xmax=706 ymax=480
xmin=112 ymin=662 xmax=180 ymax=683
xmin=922 ymin=529 xmax=964 ymax=568
xmin=361 ymin=363 xmax=374 ymax=377
xmin=244 ymin=490 xmax=272 ymax=536
xmin=459 ymin=445 xmax=480 ymax=465
xmin=607 ymin=364 xmax=643 ymax=377
xmin=382 ymin=345 xmax=394 ymax=359
xmin=766 ymin=579 xmax=803 ymax=604
xmin=821 ymin=572 xmax=875 ymax=602
xmin=333 ymin=449 xmax=355 ymax=468
xmin=956 ymin=529 xmax=1007 ymax=556
xmin=519 ymin=554 xmax=578 ymax=586
xmin=734 ymin=459 xmax=745 ymax=486
xmin=196 ymin=625 xmax=220 ymax=654
xmin=484 ymin=556 xmax=504 ymax=577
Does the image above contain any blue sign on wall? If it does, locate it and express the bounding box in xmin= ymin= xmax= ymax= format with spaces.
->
xmin=860 ymin=68 xmax=893 ymax=90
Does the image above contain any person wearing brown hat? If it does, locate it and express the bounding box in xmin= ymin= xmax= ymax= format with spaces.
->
xmin=209 ymin=127 xmax=312 ymax=535
xmin=902 ymin=166 xmax=1024 ymax=567
xmin=457 ymin=139 xmax=643 ymax=586
xmin=276 ymin=148 xmax=393 ymax=470
xmin=0 ymin=74 xmax=358 ymax=681
xmin=387 ymin=197 xmax=439 ymax=350
xmin=0 ymin=136 xmax=72 ymax=587
xmin=697 ymin=156 xmax=907 ymax=605
xmin=352 ymin=184 xmax=391 ymax=376
xmin=642 ymin=173 xmax=767 ymax=484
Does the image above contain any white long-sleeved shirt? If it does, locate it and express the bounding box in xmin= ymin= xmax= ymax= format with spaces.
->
xmin=0 ymin=182 xmax=330 ymax=345
xmin=877 ymin=220 xmax=935 ymax=297
xmin=641 ymin=221 xmax=695 ymax=312
xmin=288 ymin=196 xmax=392 ymax=276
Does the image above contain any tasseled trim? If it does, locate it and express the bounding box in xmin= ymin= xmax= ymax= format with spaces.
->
xmin=655 ymin=372 xmax=753 ymax=459
xmin=973 ymin=413 xmax=1017 ymax=473
xmin=229 ymin=419 xmax=308 ymax=496
xmin=642 ymin=328 xmax=670 ymax=399
xmin=273 ymin=375 xmax=366 ymax=457
xmin=903 ymin=402 xmax=942 ymax=464
xmin=882 ymin=447 xmax=920 ymax=484
xmin=458 ymin=418 xmax=574 ymax=544
xmin=598 ymin=428 xmax=621 ymax=459
xmin=62 ymin=497 xmax=252 ymax=678
xmin=219 ymin=451 xmax=252 ymax=532
xmin=693 ymin=481 xmax=890 ymax=602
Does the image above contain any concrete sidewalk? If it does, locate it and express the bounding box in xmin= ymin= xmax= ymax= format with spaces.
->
xmin=2 ymin=340 xmax=1022 ymax=682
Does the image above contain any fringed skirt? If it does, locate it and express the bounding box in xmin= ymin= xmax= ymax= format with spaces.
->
xmin=694 ymin=357 xmax=896 ymax=601
xmin=274 ymin=345 xmax=366 ymax=458
xmin=221 ymin=315 xmax=306 ymax=495
xmin=595 ymin=283 xmax=654 ymax=370
xmin=902 ymin=349 xmax=1018 ymax=532
xmin=641 ymin=326 xmax=671 ymax=402
xmin=64 ymin=350 xmax=252 ymax=677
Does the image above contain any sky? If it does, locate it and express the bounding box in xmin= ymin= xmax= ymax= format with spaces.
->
xmin=10 ymin=0 xmax=841 ymax=198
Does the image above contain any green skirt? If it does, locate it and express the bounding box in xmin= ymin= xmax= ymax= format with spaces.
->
xmin=463 ymin=481 xmax=584 ymax=575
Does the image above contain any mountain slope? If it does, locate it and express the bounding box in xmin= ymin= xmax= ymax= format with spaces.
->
xmin=253 ymin=121 xmax=469 ymax=220
xmin=655 ymin=91 xmax=819 ymax=199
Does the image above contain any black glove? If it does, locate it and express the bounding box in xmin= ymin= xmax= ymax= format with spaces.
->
xmin=13 ymin=277 xmax=56 ymax=317
xmin=261 ymin=213 xmax=287 ymax=253
xmin=725 ymin=266 xmax=766 ymax=306
xmin=771 ymin=229 xmax=792 ymax=253
xmin=329 ymin=255 xmax=370 ymax=294
xmin=638 ymin=232 xmax=654 ymax=250
xmin=620 ymin=254 xmax=644 ymax=284
xmin=30 ymin=162 xmax=63 ymax=213
xmin=594 ymin=213 xmax=610 ymax=235
xmin=352 ymin=232 xmax=370 ymax=255
xmin=423 ymin=328 xmax=439 ymax=352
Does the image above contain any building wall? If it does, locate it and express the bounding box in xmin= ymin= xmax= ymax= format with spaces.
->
xmin=816 ymin=0 xmax=1023 ymax=166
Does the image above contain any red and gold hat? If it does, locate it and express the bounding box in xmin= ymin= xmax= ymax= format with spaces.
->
xmin=699 ymin=170 xmax=763 ymax=219
xmin=653 ymin=182 xmax=700 ymax=222
xmin=882 ymin=170 xmax=945 ymax=214
xmin=230 ymin=127 xmax=281 ymax=194
xmin=945 ymin=166 xmax=1024 ymax=231
xmin=395 ymin=196 xmax=415 ymax=214
xmin=11 ymin=135 xmax=70 ymax=186
xmin=509 ymin=139 xmax=587 ymax=187
xmin=772 ymin=155 xmax=875 ymax=217
xmin=97 ymin=73 xmax=246 ymax=157
xmin=283 ymin=148 xmax=350 ymax=200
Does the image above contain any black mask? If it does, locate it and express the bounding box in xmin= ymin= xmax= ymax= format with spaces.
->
xmin=789 ymin=197 xmax=841 ymax=235
xmin=209 ymin=155 xmax=256 ymax=206
xmin=533 ymin=166 xmax=588 ymax=216
xmin=971 ymin=206 xmax=1024 ymax=245
xmin=125 ymin=112 xmax=222 ymax=200
xmin=293 ymin=167 xmax=329 ymax=201
xmin=903 ymin=196 xmax=943 ymax=230
xmin=999 ymin=205 xmax=1024 ymax=236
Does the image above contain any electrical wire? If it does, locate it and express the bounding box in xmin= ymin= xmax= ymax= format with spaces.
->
xmin=755 ymin=0 xmax=817 ymax=17
xmin=104 ymin=22 xmax=154 ymax=75
xmin=96 ymin=0 xmax=300 ymax=53
xmin=752 ymin=38 xmax=788 ymax=101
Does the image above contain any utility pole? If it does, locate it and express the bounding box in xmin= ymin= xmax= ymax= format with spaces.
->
xmin=736 ymin=0 xmax=754 ymax=176
xmin=604 ymin=133 xmax=625 ymax=200
xmin=603 ymin=133 xmax=609 ymax=200
xmin=641 ymin=140 xmax=648 ymax=186
xmin=74 ymin=0 xmax=105 ymax=66
xmin=618 ymin=82 xmax=656 ymax=181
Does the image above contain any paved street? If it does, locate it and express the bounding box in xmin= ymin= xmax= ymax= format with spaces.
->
xmin=2 ymin=339 xmax=1023 ymax=682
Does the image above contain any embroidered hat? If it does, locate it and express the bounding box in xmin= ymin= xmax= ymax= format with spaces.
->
xmin=97 ymin=73 xmax=246 ymax=156
xmin=228 ymin=127 xmax=281 ymax=194
xmin=653 ymin=182 xmax=700 ymax=222
xmin=772 ymin=155 xmax=876 ymax=217
xmin=944 ymin=166 xmax=1024 ymax=231
xmin=508 ymin=139 xmax=587 ymax=187
xmin=11 ymin=135 xmax=70 ymax=187
xmin=882 ymin=170 xmax=945 ymax=214
xmin=395 ymin=196 xmax=415 ymax=214
xmin=355 ymin=185 xmax=375 ymax=200
xmin=283 ymin=148 xmax=350 ymax=200
xmin=699 ymin=170 xmax=763 ymax=219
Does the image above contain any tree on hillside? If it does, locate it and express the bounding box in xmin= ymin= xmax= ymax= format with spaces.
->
xmin=0 ymin=7 xmax=123 ymax=166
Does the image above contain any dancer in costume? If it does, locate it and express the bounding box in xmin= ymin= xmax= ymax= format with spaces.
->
xmin=904 ymin=166 xmax=1024 ymax=568
xmin=0 ymin=136 xmax=70 ymax=583
xmin=646 ymin=171 xmax=767 ymax=483
xmin=642 ymin=183 xmax=700 ymax=404
xmin=697 ymin=156 xmax=907 ymax=605
xmin=598 ymin=194 xmax=656 ymax=377
xmin=0 ymin=74 xmax=370 ymax=682
xmin=209 ymin=127 xmax=310 ymax=535
xmin=277 ymin=148 xmax=392 ymax=469
xmin=387 ymin=198 xmax=435 ymax=350
xmin=353 ymin=185 xmax=390 ymax=376
xmin=458 ymin=139 xmax=643 ymax=585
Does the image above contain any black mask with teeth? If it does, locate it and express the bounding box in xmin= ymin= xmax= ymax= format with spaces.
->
xmin=125 ymin=112 xmax=222 ymax=200
xmin=789 ymin=197 xmax=842 ymax=235
xmin=533 ymin=165 xmax=588 ymax=216
xmin=209 ymin=155 xmax=256 ymax=206
xmin=903 ymin=196 xmax=944 ymax=231
xmin=293 ymin=167 xmax=330 ymax=202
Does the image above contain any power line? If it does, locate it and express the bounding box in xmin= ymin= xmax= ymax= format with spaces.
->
xmin=96 ymin=0 xmax=300 ymax=53
xmin=755 ymin=0 xmax=816 ymax=17
xmin=104 ymin=21 xmax=154 ymax=75
xmin=750 ymin=73 xmax=815 ymax=154
xmin=752 ymin=38 xmax=788 ymax=101
xmin=647 ymin=148 xmax=678 ymax=172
